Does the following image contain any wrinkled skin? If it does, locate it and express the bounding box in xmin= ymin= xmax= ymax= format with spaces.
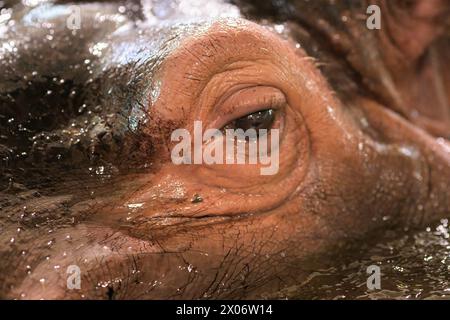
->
xmin=0 ymin=0 xmax=449 ymax=299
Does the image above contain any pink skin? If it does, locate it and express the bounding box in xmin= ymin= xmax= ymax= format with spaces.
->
xmin=1 ymin=1 xmax=449 ymax=299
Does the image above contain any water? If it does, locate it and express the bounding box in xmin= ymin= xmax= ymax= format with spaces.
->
xmin=275 ymin=219 xmax=450 ymax=299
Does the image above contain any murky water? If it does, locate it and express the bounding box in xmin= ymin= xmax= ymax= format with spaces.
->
xmin=274 ymin=219 xmax=450 ymax=300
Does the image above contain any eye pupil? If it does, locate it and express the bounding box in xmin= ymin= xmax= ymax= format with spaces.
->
xmin=226 ymin=109 xmax=275 ymax=134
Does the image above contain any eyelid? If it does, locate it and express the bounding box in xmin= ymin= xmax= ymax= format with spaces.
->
xmin=210 ymin=86 xmax=286 ymax=129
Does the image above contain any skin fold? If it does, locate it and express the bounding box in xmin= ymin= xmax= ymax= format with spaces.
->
xmin=0 ymin=0 xmax=449 ymax=299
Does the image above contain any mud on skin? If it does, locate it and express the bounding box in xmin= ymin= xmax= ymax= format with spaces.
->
xmin=0 ymin=0 xmax=449 ymax=299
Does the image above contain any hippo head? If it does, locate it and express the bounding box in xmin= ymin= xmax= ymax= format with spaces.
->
xmin=0 ymin=0 xmax=449 ymax=299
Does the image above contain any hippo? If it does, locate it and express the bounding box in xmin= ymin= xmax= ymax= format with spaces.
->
xmin=0 ymin=0 xmax=449 ymax=299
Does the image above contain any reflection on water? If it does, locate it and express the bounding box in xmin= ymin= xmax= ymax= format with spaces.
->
xmin=278 ymin=218 xmax=450 ymax=300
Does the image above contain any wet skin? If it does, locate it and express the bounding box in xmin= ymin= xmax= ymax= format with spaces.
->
xmin=0 ymin=0 xmax=449 ymax=299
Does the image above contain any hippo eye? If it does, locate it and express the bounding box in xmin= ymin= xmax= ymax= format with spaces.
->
xmin=213 ymin=86 xmax=286 ymax=139
xmin=223 ymin=109 xmax=276 ymax=135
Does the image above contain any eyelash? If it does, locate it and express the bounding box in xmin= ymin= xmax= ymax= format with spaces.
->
xmin=223 ymin=93 xmax=285 ymax=117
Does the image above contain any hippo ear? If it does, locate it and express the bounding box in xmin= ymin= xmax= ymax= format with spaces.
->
xmin=381 ymin=0 xmax=450 ymax=61
xmin=349 ymin=1 xmax=450 ymax=138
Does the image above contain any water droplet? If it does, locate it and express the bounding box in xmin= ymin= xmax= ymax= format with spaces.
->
xmin=78 ymin=104 xmax=87 ymax=114
xmin=95 ymin=166 xmax=104 ymax=175
xmin=151 ymin=0 xmax=176 ymax=19
xmin=127 ymin=203 xmax=144 ymax=209
xmin=274 ymin=24 xmax=285 ymax=34
xmin=26 ymin=265 xmax=32 ymax=274
xmin=358 ymin=142 xmax=364 ymax=151
xmin=191 ymin=194 xmax=203 ymax=203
